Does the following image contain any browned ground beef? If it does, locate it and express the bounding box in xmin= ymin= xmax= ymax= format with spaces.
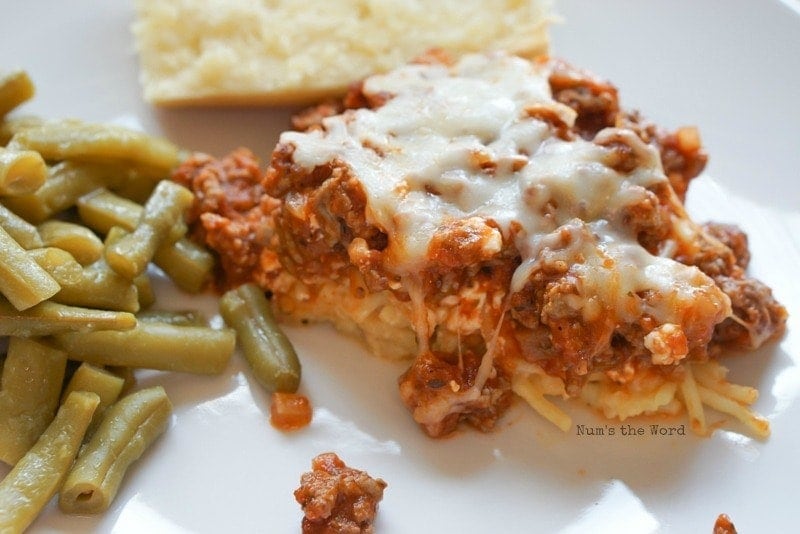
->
xmin=294 ymin=453 xmax=387 ymax=534
xmin=713 ymin=514 xmax=738 ymax=534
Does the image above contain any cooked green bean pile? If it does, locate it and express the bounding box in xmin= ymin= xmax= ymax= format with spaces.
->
xmin=0 ymin=70 xmax=248 ymax=531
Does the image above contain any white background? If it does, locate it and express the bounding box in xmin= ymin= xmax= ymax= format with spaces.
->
xmin=1 ymin=1 xmax=799 ymax=532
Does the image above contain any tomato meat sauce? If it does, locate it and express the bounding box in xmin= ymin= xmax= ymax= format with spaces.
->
xmin=270 ymin=392 xmax=312 ymax=431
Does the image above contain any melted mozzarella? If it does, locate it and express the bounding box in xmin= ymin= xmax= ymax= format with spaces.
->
xmin=282 ymin=52 xmax=730 ymax=327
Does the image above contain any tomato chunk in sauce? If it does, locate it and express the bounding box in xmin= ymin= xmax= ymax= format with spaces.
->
xmin=270 ymin=392 xmax=312 ymax=431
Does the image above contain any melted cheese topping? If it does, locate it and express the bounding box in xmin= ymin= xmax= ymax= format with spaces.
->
xmin=282 ymin=52 xmax=730 ymax=327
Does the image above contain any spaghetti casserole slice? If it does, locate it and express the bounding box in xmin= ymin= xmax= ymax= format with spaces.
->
xmin=175 ymin=52 xmax=787 ymax=437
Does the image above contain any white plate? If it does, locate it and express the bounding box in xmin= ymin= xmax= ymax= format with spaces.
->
xmin=2 ymin=1 xmax=799 ymax=532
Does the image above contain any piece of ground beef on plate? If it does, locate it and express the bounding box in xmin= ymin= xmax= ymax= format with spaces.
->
xmin=713 ymin=513 xmax=737 ymax=534
xmin=294 ymin=452 xmax=387 ymax=534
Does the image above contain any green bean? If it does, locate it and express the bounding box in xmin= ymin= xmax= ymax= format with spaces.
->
xmin=26 ymin=247 xmax=83 ymax=285
xmin=0 ymin=225 xmax=60 ymax=310
xmin=220 ymin=283 xmax=301 ymax=393
xmin=0 ymin=391 xmax=99 ymax=534
xmin=0 ymin=115 xmax=43 ymax=146
xmin=69 ymin=259 xmax=144 ymax=313
xmin=78 ymin=189 xmax=214 ymax=292
xmin=37 ymin=220 xmax=103 ymax=265
xmin=27 ymin=247 xmax=140 ymax=313
xmin=66 ymin=259 xmax=140 ymax=312
xmin=0 ymin=297 xmax=136 ymax=337
xmin=107 ymin=366 xmax=137 ymax=395
xmin=102 ymin=223 xmax=127 ymax=244
xmin=52 ymin=322 xmax=235 ymax=374
xmin=152 ymin=235 xmax=214 ymax=293
xmin=137 ymin=309 xmax=207 ymax=326
xmin=61 ymin=363 xmax=124 ymax=438
xmin=134 ymin=272 xmax=155 ymax=310
xmin=75 ymin=188 xmax=142 ymax=233
xmin=104 ymin=227 xmax=155 ymax=310
xmin=105 ymin=180 xmax=193 ymax=280
xmin=0 ymin=146 xmax=47 ymax=197
xmin=84 ymin=262 xmax=138 ymax=309
xmin=9 ymin=119 xmax=181 ymax=173
xmin=0 ymin=337 xmax=68 ymax=466
xmin=111 ymin=170 xmax=160 ymax=204
xmin=0 ymin=202 xmax=43 ymax=249
xmin=0 ymin=70 xmax=35 ymax=118
xmin=2 ymin=161 xmax=124 ymax=223
xmin=78 ymin=188 xmax=186 ymax=248
xmin=59 ymin=386 xmax=171 ymax=514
